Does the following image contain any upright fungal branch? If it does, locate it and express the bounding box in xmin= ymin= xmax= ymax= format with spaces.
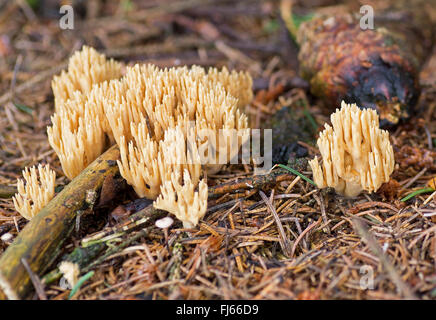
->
xmin=118 ymin=124 xmax=201 ymax=199
xmin=103 ymin=64 xmax=175 ymax=145
xmin=179 ymin=65 xmax=253 ymax=108
xmin=12 ymin=165 xmax=56 ymax=220
xmin=47 ymin=100 xmax=106 ymax=180
xmin=309 ymin=101 xmax=395 ymax=197
xmin=48 ymin=47 xmax=122 ymax=179
xmin=51 ymin=45 xmax=123 ymax=110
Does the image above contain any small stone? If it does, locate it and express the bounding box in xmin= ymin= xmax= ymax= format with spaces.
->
xmin=0 ymin=233 xmax=13 ymax=242
xmin=155 ymin=217 xmax=174 ymax=229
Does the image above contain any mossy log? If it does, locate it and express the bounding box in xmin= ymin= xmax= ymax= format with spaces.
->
xmin=0 ymin=145 xmax=120 ymax=300
xmin=42 ymin=203 xmax=166 ymax=286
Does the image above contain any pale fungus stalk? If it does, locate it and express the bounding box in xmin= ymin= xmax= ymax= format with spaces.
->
xmin=155 ymin=217 xmax=174 ymax=249
xmin=309 ymin=101 xmax=395 ymax=197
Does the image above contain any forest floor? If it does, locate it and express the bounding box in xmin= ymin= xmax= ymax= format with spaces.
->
xmin=0 ymin=0 xmax=436 ymax=300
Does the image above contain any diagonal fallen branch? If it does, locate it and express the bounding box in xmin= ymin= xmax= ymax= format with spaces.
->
xmin=0 ymin=145 xmax=121 ymax=300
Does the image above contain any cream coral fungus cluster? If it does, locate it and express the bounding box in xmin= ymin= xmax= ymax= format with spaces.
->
xmin=48 ymin=47 xmax=123 ymax=179
xmin=45 ymin=46 xmax=253 ymax=227
xmin=118 ymin=124 xmax=202 ymax=200
xmin=47 ymin=94 xmax=106 ymax=179
xmin=110 ymin=64 xmax=251 ymax=227
xmin=12 ymin=165 xmax=56 ymax=220
xmin=309 ymin=101 xmax=395 ymax=197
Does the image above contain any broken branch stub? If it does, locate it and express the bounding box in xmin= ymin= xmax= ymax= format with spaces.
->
xmin=0 ymin=145 xmax=120 ymax=300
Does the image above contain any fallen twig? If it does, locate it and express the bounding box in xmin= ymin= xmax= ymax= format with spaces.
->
xmin=290 ymin=219 xmax=320 ymax=258
xmin=21 ymin=258 xmax=47 ymax=300
xmin=259 ymin=190 xmax=291 ymax=256
xmin=208 ymin=169 xmax=295 ymax=198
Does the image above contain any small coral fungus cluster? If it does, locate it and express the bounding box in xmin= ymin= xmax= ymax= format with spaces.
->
xmin=12 ymin=165 xmax=56 ymax=220
xmin=13 ymin=46 xmax=253 ymax=227
xmin=309 ymin=101 xmax=395 ymax=197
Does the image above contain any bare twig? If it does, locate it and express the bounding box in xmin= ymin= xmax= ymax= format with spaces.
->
xmin=208 ymin=169 xmax=294 ymax=198
xmin=290 ymin=219 xmax=320 ymax=258
xmin=313 ymin=193 xmax=330 ymax=234
xmin=21 ymin=258 xmax=47 ymax=300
